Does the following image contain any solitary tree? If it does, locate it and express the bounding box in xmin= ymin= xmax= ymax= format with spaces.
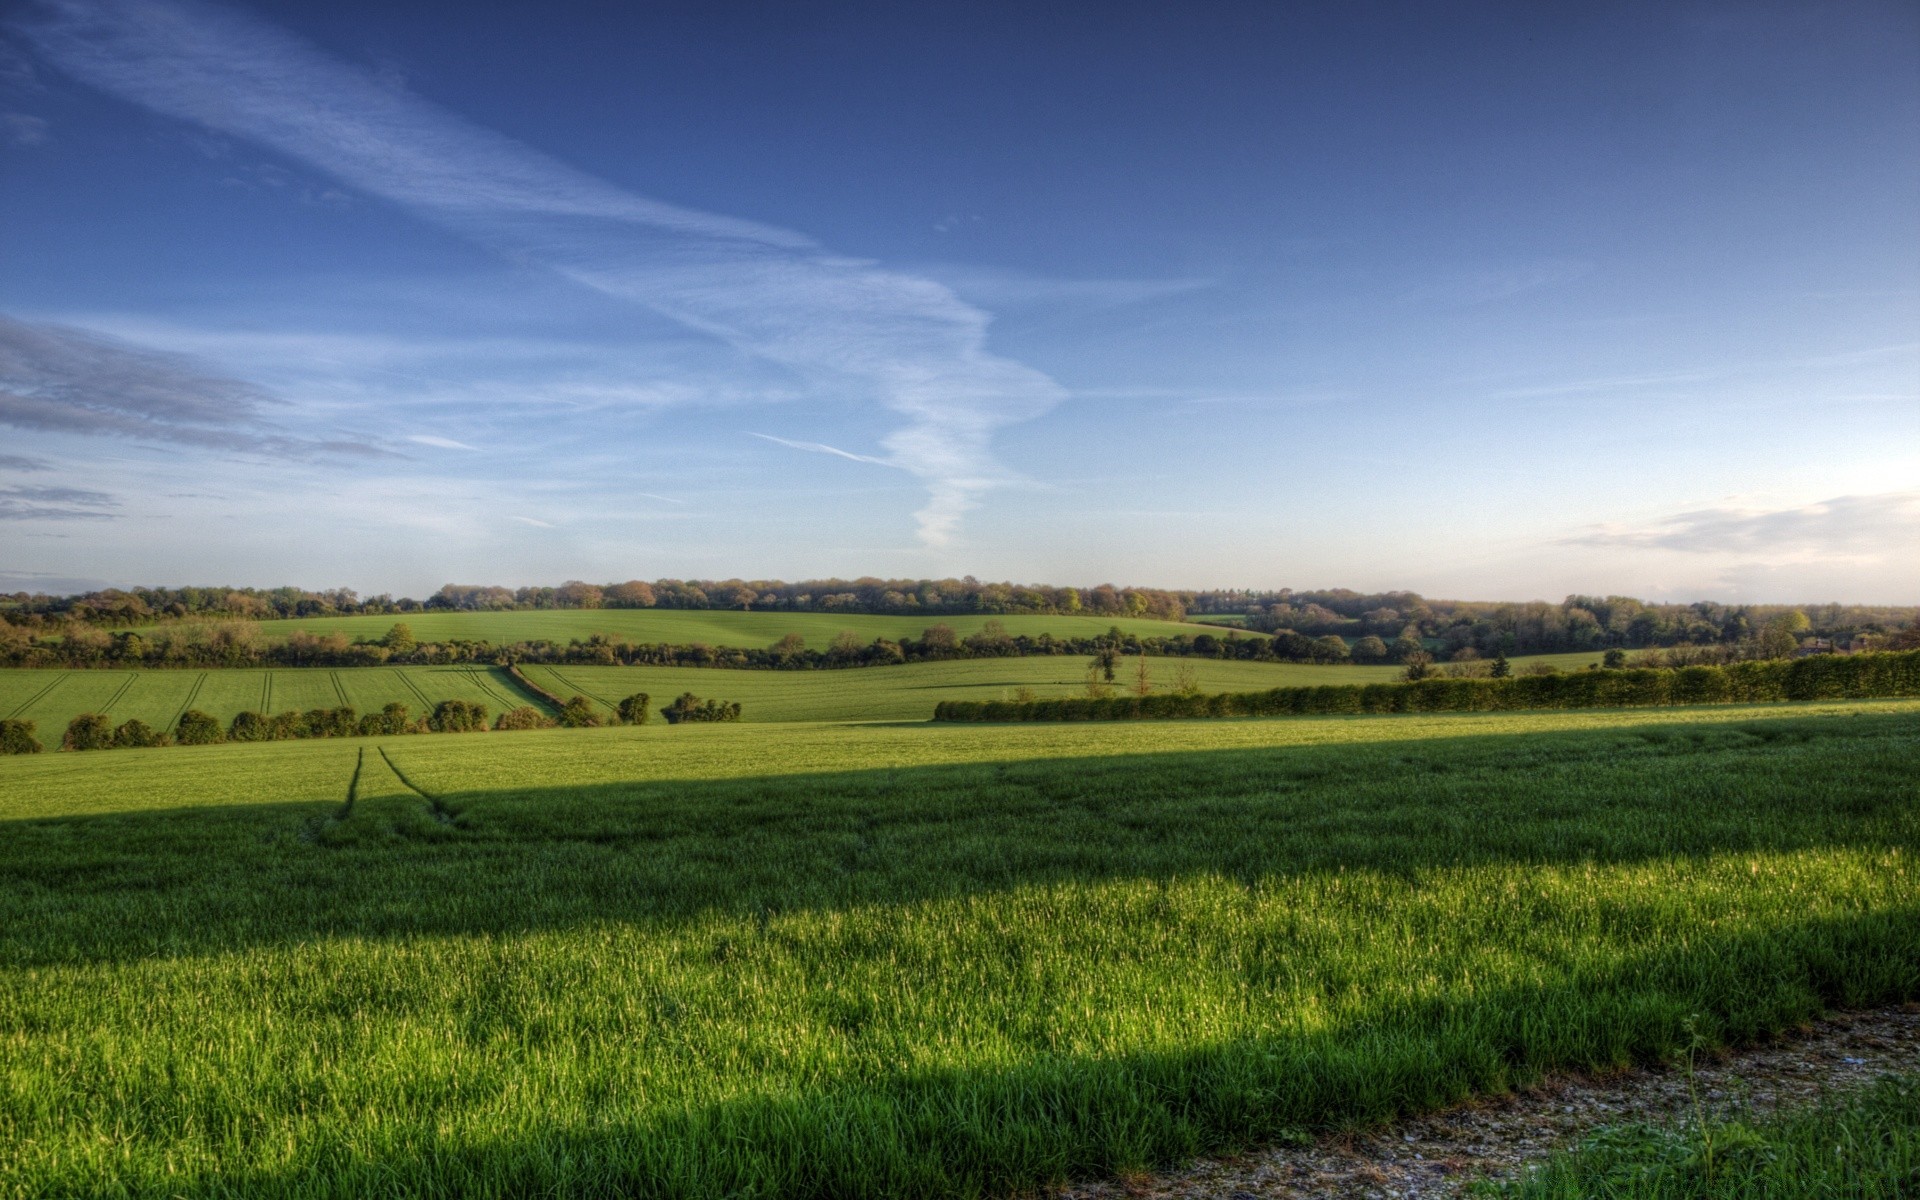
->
xmin=1130 ymin=654 xmax=1153 ymax=697
xmin=616 ymin=692 xmax=651 ymax=725
xmin=383 ymin=622 xmax=416 ymax=654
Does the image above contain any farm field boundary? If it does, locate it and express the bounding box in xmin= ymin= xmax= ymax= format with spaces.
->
xmin=935 ymin=651 xmax=1920 ymax=721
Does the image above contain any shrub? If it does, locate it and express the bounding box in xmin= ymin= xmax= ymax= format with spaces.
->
xmin=493 ymin=706 xmax=553 ymax=731
xmin=62 ymin=712 xmax=113 ymax=751
xmin=616 ymin=692 xmax=651 ymax=725
xmin=661 ymin=692 xmax=743 ymax=723
xmin=557 ymin=695 xmax=604 ymax=728
xmin=1351 ymin=635 xmax=1389 ymax=663
xmin=300 ymin=707 xmax=357 ymax=738
xmin=228 ymin=710 xmax=272 ymax=742
xmin=357 ymin=702 xmax=412 ymax=737
xmin=0 ymin=719 xmax=41 ymax=755
xmin=1602 ymin=648 xmax=1627 ymax=669
xmin=428 ymin=699 xmax=489 ymax=733
xmin=174 ymin=709 xmax=224 ymax=745
xmin=111 ymin=719 xmax=170 ymax=749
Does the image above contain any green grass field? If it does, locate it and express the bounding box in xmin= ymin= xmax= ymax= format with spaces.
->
xmin=1 ymin=699 xmax=1915 ymax=1196
xmin=175 ymin=608 xmax=1238 ymax=648
xmin=0 ymin=653 xmax=1614 ymax=732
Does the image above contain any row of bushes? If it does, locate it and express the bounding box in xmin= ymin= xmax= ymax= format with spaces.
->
xmin=0 ymin=691 xmax=672 ymax=754
xmin=933 ymin=649 xmax=1920 ymax=723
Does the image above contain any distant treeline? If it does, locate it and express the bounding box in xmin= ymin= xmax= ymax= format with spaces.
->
xmin=6 ymin=579 xmax=1913 ymax=657
xmin=933 ymin=650 xmax=1920 ymax=723
xmin=0 ymin=620 xmax=1403 ymax=671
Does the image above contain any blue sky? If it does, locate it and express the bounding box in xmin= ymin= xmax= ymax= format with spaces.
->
xmin=1 ymin=0 xmax=1915 ymax=601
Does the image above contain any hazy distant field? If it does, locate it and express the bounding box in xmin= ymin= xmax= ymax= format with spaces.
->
xmin=188 ymin=608 xmax=1236 ymax=648
xmin=0 ymin=652 xmax=1614 ymax=730
xmin=2 ymin=700 xmax=1914 ymax=1196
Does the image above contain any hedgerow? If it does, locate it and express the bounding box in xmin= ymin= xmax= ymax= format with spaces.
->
xmin=934 ymin=650 xmax=1920 ymax=722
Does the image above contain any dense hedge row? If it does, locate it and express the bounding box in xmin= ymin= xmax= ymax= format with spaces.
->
xmin=932 ymin=650 xmax=1920 ymax=722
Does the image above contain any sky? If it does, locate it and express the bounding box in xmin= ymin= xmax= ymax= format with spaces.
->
xmin=0 ymin=0 xmax=1915 ymax=603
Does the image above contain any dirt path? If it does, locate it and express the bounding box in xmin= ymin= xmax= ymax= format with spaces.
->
xmin=1056 ymin=1004 xmax=1920 ymax=1199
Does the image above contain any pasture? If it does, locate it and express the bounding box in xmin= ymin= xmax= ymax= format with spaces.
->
xmin=1 ymin=699 xmax=1915 ymax=1197
xmin=0 ymin=655 xmax=1604 ymax=730
xmin=162 ymin=607 xmax=1235 ymax=648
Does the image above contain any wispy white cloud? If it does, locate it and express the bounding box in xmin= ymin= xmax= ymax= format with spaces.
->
xmin=1563 ymin=491 xmax=1920 ymax=562
xmin=508 ymin=515 xmax=553 ymax=528
xmin=13 ymin=0 xmax=1065 ymax=546
xmin=407 ymin=433 xmax=477 ymax=451
xmin=749 ymin=431 xmax=894 ymax=466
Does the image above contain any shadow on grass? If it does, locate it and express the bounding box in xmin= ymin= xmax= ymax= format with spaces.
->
xmin=1 ymin=710 xmax=1914 ymax=969
xmin=79 ymin=910 xmax=1920 ymax=1200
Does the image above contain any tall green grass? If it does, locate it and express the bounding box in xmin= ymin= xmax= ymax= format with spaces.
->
xmin=0 ymin=702 xmax=1915 ymax=1197
xmin=1494 ymin=1072 xmax=1920 ymax=1198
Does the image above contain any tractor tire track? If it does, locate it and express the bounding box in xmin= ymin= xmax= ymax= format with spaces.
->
xmin=5 ymin=673 xmax=67 ymax=720
xmin=167 ymin=672 xmax=208 ymax=734
xmin=99 ymin=672 xmax=137 ymax=720
xmin=377 ymin=746 xmax=458 ymax=825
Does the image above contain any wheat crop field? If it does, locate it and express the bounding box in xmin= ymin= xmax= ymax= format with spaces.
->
xmin=2 ymin=699 xmax=1916 ymax=1197
xmin=0 ymin=652 xmax=1609 ymax=731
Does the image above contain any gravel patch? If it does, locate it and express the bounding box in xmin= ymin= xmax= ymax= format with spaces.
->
xmin=1055 ymin=1003 xmax=1920 ymax=1199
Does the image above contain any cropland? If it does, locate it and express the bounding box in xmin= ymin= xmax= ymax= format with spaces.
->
xmin=1 ymin=698 xmax=1916 ymax=1197
xmin=0 ymin=653 xmax=1610 ymax=730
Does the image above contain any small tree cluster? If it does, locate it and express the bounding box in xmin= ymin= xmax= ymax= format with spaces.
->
xmin=493 ymin=705 xmax=553 ymax=730
xmin=427 ymin=699 xmax=489 ymax=733
xmin=661 ymin=692 xmax=742 ymax=723
xmin=557 ymin=696 xmax=604 ymax=728
xmin=0 ymin=718 xmax=42 ymax=754
xmin=616 ymin=692 xmax=651 ymax=725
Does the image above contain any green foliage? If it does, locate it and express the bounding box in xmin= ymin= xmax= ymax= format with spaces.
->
xmin=174 ymin=709 xmax=224 ymax=745
xmin=0 ymin=718 xmax=40 ymax=754
xmin=0 ymin=706 xmax=1913 ymax=1196
xmin=382 ymin=622 xmax=416 ymax=653
xmin=356 ymin=702 xmax=413 ymax=737
xmin=1492 ymin=653 xmax=1512 ymax=678
xmin=1351 ymin=635 xmax=1389 ymax=663
xmin=110 ymin=718 xmax=170 ymax=749
xmin=615 ymin=692 xmax=651 ymax=725
xmin=492 ymin=705 xmax=553 ymax=731
xmin=1603 ymin=648 xmax=1628 ymax=669
xmin=661 ymin=691 xmax=742 ymax=723
xmin=1494 ymin=1073 xmax=1920 ymax=1198
xmin=556 ymin=695 xmax=604 ymax=728
xmin=936 ymin=650 xmax=1920 ymax=723
xmin=61 ymin=711 xmax=112 ymax=751
xmin=427 ymin=699 xmax=489 ymax=733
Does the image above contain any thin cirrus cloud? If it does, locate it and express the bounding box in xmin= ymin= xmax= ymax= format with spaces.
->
xmin=748 ymin=432 xmax=894 ymax=467
xmin=1564 ymin=491 xmax=1920 ymax=560
xmin=0 ymin=482 xmax=119 ymax=520
xmin=0 ymin=313 xmax=386 ymax=457
xmin=407 ymin=434 xmax=479 ymax=451
xmin=11 ymin=0 xmax=1068 ymax=547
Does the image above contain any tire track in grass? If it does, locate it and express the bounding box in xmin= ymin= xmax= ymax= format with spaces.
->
xmin=471 ymin=665 xmax=532 ymax=713
xmin=541 ymin=665 xmax=618 ymax=712
xmin=336 ymin=747 xmax=365 ymax=821
xmin=396 ymin=668 xmax=435 ymax=714
xmin=329 ymin=670 xmax=350 ymax=708
xmin=261 ymin=672 xmax=273 ymax=714
xmin=5 ymin=673 xmax=67 ymax=720
xmin=376 ymin=745 xmax=456 ymax=825
xmin=166 ymin=672 xmax=207 ymax=734
xmin=99 ymin=672 xmax=137 ymax=719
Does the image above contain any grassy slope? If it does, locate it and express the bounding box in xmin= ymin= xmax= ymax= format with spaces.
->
xmin=0 ymin=700 xmax=1915 ymax=1197
xmin=201 ymin=608 xmax=1236 ymax=647
xmin=0 ymin=653 xmax=1612 ymax=731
